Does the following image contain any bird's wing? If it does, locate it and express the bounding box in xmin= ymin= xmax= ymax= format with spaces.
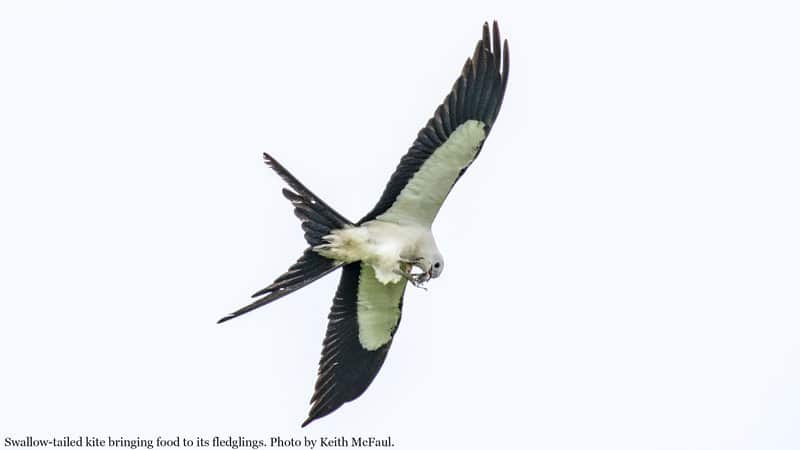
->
xmin=302 ymin=262 xmax=407 ymax=427
xmin=359 ymin=21 xmax=509 ymax=227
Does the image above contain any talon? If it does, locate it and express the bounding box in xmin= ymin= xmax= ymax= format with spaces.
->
xmin=396 ymin=257 xmax=432 ymax=290
xmin=410 ymin=276 xmax=428 ymax=291
xmin=410 ymin=272 xmax=430 ymax=290
xmin=394 ymin=269 xmax=416 ymax=284
xmin=394 ymin=269 xmax=429 ymax=290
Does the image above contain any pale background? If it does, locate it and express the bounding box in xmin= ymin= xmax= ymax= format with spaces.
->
xmin=1 ymin=2 xmax=799 ymax=449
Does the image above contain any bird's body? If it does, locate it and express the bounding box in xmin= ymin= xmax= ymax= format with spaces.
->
xmin=315 ymin=220 xmax=439 ymax=284
xmin=219 ymin=22 xmax=509 ymax=427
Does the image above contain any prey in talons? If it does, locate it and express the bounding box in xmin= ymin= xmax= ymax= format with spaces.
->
xmin=396 ymin=257 xmax=433 ymax=289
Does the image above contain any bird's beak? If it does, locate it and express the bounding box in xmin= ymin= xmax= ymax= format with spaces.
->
xmin=426 ymin=268 xmax=433 ymax=280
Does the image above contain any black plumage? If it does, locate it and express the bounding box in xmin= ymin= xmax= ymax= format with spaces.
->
xmin=219 ymin=21 xmax=510 ymax=426
xmin=300 ymin=21 xmax=509 ymax=426
xmin=301 ymin=263 xmax=404 ymax=427
xmin=216 ymin=153 xmax=352 ymax=324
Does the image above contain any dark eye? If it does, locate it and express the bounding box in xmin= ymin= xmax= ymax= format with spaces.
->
xmin=434 ymin=262 xmax=441 ymax=269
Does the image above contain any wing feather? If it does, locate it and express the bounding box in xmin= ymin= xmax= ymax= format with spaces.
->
xmin=359 ymin=21 xmax=509 ymax=225
xmin=302 ymin=263 xmax=406 ymax=427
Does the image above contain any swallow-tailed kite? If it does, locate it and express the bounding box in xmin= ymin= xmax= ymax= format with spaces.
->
xmin=219 ymin=21 xmax=509 ymax=427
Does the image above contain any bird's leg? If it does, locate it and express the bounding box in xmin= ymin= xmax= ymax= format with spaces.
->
xmin=393 ymin=268 xmax=428 ymax=290
xmin=397 ymin=257 xmax=430 ymax=290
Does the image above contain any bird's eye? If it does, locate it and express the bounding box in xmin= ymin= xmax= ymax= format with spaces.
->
xmin=434 ymin=262 xmax=441 ymax=269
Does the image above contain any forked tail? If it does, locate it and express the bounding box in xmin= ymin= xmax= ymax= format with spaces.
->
xmin=217 ymin=153 xmax=353 ymax=324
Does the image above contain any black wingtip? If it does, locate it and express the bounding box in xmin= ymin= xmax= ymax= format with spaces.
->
xmin=492 ymin=22 xmax=501 ymax=58
xmin=300 ymin=417 xmax=312 ymax=428
xmin=502 ymin=39 xmax=510 ymax=87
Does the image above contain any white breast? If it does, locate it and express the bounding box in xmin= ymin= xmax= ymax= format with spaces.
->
xmin=359 ymin=220 xmax=429 ymax=284
xmin=315 ymin=219 xmax=434 ymax=285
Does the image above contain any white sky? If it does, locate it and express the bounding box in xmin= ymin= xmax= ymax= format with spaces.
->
xmin=1 ymin=2 xmax=799 ymax=449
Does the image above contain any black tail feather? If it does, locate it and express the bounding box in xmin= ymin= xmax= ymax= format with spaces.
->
xmin=217 ymin=154 xmax=353 ymax=324
xmin=218 ymin=249 xmax=342 ymax=324
xmin=265 ymin=153 xmax=352 ymax=247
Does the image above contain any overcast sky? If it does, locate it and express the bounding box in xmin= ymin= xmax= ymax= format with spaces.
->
xmin=1 ymin=2 xmax=799 ymax=449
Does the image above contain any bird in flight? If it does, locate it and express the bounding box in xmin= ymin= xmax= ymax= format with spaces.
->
xmin=218 ymin=21 xmax=509 ymax=427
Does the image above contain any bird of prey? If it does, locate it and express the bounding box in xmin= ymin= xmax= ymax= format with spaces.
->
xmin=218 ymin=21 xmax=509 ymax=427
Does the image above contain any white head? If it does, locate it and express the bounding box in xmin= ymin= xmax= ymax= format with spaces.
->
xmin=414 ymin=232 xmax=444 ymax=281
xmin=419 ymin=247 xmax=444 ymax=280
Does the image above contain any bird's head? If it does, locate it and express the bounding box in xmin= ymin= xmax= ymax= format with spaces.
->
xmin=426 ymin=254 xmax=444 ymax=279
xmin=412 ymin=236 xmax=444 ymax=284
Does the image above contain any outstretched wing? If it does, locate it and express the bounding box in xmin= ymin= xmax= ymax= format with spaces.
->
xmin=302 ymin=263 xmax=407 ymax=427
xmin=359 ymin=21 xmax=510 ymax=227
